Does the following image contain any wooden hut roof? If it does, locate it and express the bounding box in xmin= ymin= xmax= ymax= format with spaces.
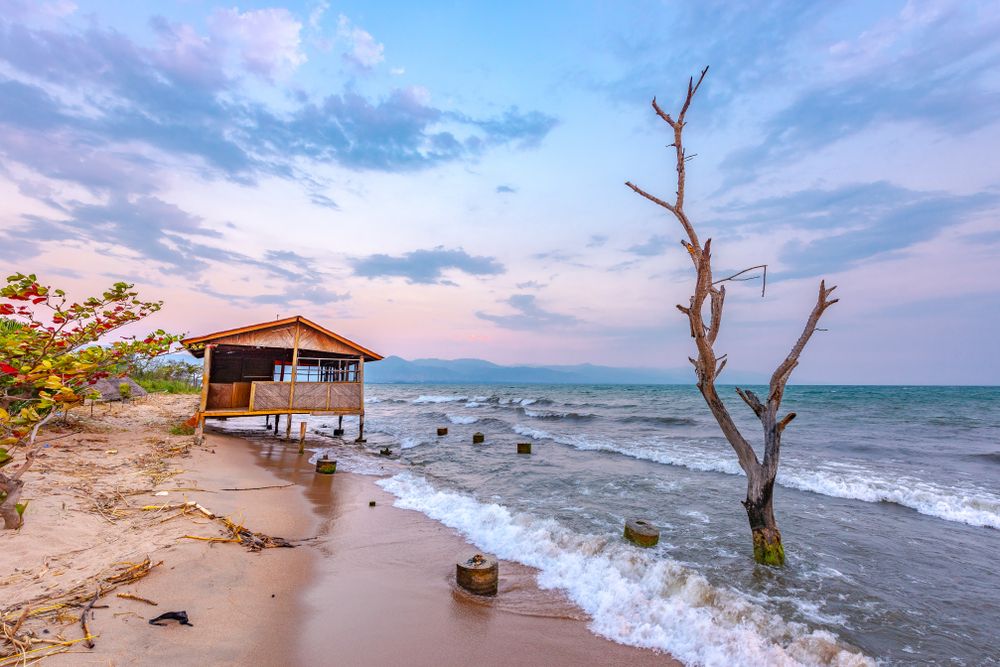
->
xmin=183 ymin=315 xmax=383 ymax=362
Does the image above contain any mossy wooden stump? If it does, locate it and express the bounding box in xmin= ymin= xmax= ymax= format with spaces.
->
xmin=516 ymin=442 xmax=532 ymax=454
xmin=624 ymin=518 xmax=659 ymax=547
xmin=472 ymin=432 xmax=485 ymax=444
xmin=315 ymin=457 xmax=337 ymax=475
xmin=437 ymin=427 xmax=448 ymax=436
xmin=456 ymin=553 xmax=498 ymax=596
xmin=379 ymin=447 xmax=392 ymax=456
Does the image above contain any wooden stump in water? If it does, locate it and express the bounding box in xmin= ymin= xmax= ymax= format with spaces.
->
xmin=333 ymin=428 xmax=345 ymax=436
xmin=456 ymin=553 xmax=498 ymax=596
xmin=472 ymin=432 xmax=485 ymax=444
xmin=624 ymin=519 xmax=659 ymax=547
xmin=379 ymin=447 xmax=392 ymax=456
xmin=437 ymin=427 xmax=448 ymax=436
xmin=369 ymin=500 xmax=376 ymax=507
xmin=315 ymin=457 xmax=337 ymax=475
xmin=516 ymin=442 xmax=532 ymax=454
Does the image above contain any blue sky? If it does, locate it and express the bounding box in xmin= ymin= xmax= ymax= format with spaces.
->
xmin=1 ymin=0 xmax=998 ymax=384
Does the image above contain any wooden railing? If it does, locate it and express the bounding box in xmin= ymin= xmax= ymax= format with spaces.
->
xmin=249 ymin=381 xmax=362 ymax=412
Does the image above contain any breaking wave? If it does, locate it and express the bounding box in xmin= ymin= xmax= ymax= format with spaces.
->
xmin=511 ymin=426 xmax=1000 ymax=529
xmin=377 ymin=473 xmax=871 ymax=667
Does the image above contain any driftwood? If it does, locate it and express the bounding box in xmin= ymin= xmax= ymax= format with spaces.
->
xmin=626 ymin=67 xmax=838 ymax=566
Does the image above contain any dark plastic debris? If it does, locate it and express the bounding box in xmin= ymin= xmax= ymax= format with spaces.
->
xmin=149 ymin=611 xmax=193 ymax=626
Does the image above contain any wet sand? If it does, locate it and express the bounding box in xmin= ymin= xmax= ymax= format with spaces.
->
xmin=244 ymin=434 xmax=677 ymax=666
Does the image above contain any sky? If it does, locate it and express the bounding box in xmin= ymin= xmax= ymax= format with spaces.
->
xmin=0 ymin=0 xmax=998 ymax=385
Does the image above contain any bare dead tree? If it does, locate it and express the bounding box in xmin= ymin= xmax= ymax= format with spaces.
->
xmin=625 ymin=67 xmax=838 ymax=566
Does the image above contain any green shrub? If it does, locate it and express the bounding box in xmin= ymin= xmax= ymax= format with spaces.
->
xmin=137 ymin=378 xmax=200 ymax=394
xmin=169 ymin=423 xmax=195 ymax=436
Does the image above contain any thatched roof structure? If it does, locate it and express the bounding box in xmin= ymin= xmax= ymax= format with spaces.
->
xmin=89 ymin=377 xmax=148 ymax=402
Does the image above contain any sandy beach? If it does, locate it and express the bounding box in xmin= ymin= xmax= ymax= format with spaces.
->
xmin=1 ymin=395 xmax=674 ymax=666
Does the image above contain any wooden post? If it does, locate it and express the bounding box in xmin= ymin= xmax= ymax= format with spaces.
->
xmin=299 ymin=421 xmax=306 ymax=454
xmin=286 ymin=321 xmax=301 ymax=440
xmin=274 ymin=414 xmax=280 ymax=434
xmin=356 ymin=356 xmax=365 ymax=442
xmin=196 ymin=344 xmax=213 ymax=443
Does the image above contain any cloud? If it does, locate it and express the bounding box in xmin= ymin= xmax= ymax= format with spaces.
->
xmin=0 ymin=16 xmax=558 ymax=187
xmin=595 ymin=2 xmax=827 ymax=110
xmin=350 ymin=247 xmax=505 ymax=284
xmin=309 ymin=193 xmax=340 ymax=210
xmin=586 ymin=234 xmax=608 ymax=248
xmin=515 ymin=281 xmax=545 ymax=289
xmin=460 ymin=107 xmax=559 ymax=149
xmin=719 ymin=3 xmax=1000 ymax=186
xmin=626 ymin=234 xmax=671 ymax=256
xmin=496 ymin=185 xmax=516 ymax=194
xmin=476 ymin=294 xmax=579 ymax=330
xmin=713 ymin=181 xmax=999 ymax=278
xmin=337 ymin=14 xmax=384 ymax=70
xmin=208 ymin=7 xmax=306 ymax=78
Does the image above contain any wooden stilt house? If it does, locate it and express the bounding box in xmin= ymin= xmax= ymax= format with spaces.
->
xmin=183 ymin=316 xmax=383 ymax=441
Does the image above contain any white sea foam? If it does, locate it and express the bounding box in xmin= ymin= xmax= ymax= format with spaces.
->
xmin=413 ymin=394 xmax=468 ymax=404
xmin=515 ymin=427 xmax=1000 ymax=529
xmin=400 ymin=437 xmax=424 ymax=449
xmin=306 ymin=446 xmax=386 ymax=475
xmin=377 ymin=473 xmax=872 ymax=667
xmin=446 ymin=414 xmax=478 ymax=425
xmin=513 ymin=424 xmax=551 ymax=440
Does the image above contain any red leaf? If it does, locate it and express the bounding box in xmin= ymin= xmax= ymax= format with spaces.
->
xmin=0 ymin=363 xmax=18 ymax=375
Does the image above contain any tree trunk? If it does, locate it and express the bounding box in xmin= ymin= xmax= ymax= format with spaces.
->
xmin=0 ymin=475 xmax=24 ymax=529
xmin=742 ymin=473 xmax=784 ymax=566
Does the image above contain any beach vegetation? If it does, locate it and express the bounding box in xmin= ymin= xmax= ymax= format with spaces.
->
xmin=130 ymin=358 xmax=201 ymax=394
xmin=627 ymin=69 xmax=838 ymax=566
xmin=0 ymin=273 xmax=181 ymax=529
xmin=169 ymin=423 xmax=196 ymax=436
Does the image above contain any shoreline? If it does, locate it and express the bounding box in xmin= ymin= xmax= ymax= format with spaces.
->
xmin=3 ymin=397 xmax=675 ymax=666
xmin=234 ymin=427 xmax=677 ymax=666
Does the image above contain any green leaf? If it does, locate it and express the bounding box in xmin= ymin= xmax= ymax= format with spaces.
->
xmin=0 ymin=448 xmax=11 ymax=468
xmin=15 ymin=501 xmax=28 ymax=518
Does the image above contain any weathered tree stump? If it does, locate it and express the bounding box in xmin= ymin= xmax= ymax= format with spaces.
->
xmin=456 ymin=553 xmax=498 ymax=596
xmin=624 ymin=519 xmax=659 ymax=547
xmin=516 ymin=442 xmax=532 ymax=454
xmin=333 ymin=428 xmax=345 ymax=436
xmin=437 ymin=427 xmax=448 ymax=436
xmin=379 ymin=447 xmax=392 ymax=456
xmin=472 ymin=432 xmax=485 ymax=444
xmin=315 ymin=457 xmax=337 ymax=475
xmin=369 ymin=500 xmax=376 ymax=507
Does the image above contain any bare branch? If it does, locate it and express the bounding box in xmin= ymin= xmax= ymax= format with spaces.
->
xmin=625 ymin=181 xmax=676 ymax=213
xmin=768 ymin=280 xmax=839 ymax=408
xmin=713 ymin=264 xmax=768 ymax=298
xmin=650 ymin=97 xmax=676 ymax=127
xmin=777 ymin=413 xmax=797 ymax=432
xmin=736 ymin=387 xmax=765 ymax=419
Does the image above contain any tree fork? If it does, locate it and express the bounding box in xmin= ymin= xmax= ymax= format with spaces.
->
xmin=626 ymin=68 xmax=836 ymax=566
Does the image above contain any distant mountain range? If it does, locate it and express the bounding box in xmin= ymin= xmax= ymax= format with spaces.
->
xmin=363 ymin=356 xmax=766 ymax=385
xmin=166 ymin=350 xmax=766 ymax=384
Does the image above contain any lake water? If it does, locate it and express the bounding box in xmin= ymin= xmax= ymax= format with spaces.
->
xmin=228 ymin=384 xmax=1000 ymax=665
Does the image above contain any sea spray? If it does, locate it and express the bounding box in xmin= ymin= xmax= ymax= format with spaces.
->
xmin=377 ymin=472 xmax=872 ymax=667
